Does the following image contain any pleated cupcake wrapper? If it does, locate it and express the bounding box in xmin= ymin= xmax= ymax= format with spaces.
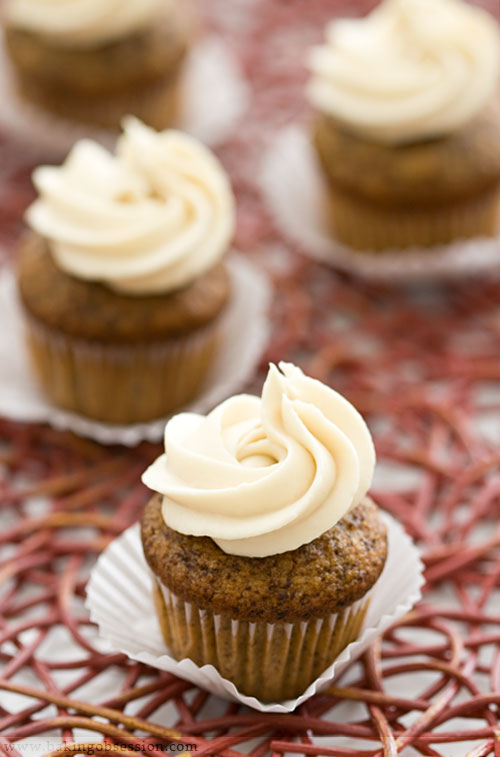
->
xmin=326 ymin=185 xmax=500 ymax=253
xmin=26 ymin=311 xmax=217 ymax=361
xmin=260 ymin=125 xmax=500 ymax=283
xmin=154 ymin=580 xmax=370 ymax=702
xmin=24 ymin=313 xmax=221 ymax=425
xmin=15 ymin=69 xmax=183 ymax=134
xmin=0 ymin=255 xmax=271 ymax=444
xmin=85 ymin=513 xmax=425 ymax=713
xmin=0 ymin=34 xmax=250 ymax=155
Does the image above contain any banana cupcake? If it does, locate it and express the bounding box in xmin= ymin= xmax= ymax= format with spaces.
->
xmin=16 ymin=117 xmax=234 ymax=424
xmin=307 ymin=0 xmax=500 ymax=251
xmin=3 ymin=0 xmax=190 ymax=129
xmin=141 ymin=362 xmax=387 ymax=702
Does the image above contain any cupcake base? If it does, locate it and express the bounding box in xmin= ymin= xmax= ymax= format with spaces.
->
xmin=313 ymin=109 xmax=500 ymax=252
xmin=14 ymin=68 xmax=183 ymax=131
xmin=260 ymin=125 xmax=500 ymax=282
xmin=0 ymin=33 xmax=250 ymax=156
xmin=23 ymin=314 xmax=220 ymax=425
xmin=326 ymin=184 xmax=500 ymax=252
xmin=86 ymin=516 xmax=424 ymax=711
xmin=0 ymin=256 xmax=270 ymax=444
xmin=153 ymin=580 xmax=369 ymax=702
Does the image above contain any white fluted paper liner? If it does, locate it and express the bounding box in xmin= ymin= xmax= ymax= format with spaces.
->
xmin=0 ymin=34 xmax=250 ymax=156
xmin=85 ymin=513 xmax=424 ymax=713
xmin=0 ymin=254 xmax=271 ymax=446
xmin=260 ymin=125 xmax=500 ymax=283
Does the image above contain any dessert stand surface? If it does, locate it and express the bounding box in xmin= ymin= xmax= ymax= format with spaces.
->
xmin=2 ymin=0 xmax=500 ymax=755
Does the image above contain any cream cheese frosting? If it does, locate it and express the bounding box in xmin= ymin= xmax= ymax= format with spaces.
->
xmin=5 ymin=0 xmax=168 ymax=47
xmin=142 ymin=362 xmax=376 ymax=558
xmin=26 ymin=118 xmax=235 ymax=295
xmin=307 ymin=0 xmax=500 ymax=144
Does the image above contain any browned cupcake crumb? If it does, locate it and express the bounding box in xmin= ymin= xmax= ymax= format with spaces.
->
xmin=16 ymin=232 xmax=231 ymax=344
xmin=141 ymin=493 xmax=388 ymax=623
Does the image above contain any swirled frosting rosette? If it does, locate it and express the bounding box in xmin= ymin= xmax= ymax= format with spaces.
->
xmin=26 ymin=117 xmax=235 ymax=295
xmin=307 ymin=0 xmax=500 ymax=143
xmin=143 ymin=362 xmax=376 ymax=557
xmin=5 ymin=0 xmax=169 ymax=46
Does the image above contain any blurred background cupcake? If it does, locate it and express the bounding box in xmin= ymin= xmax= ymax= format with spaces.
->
xmin=307 ymin=0 xmax=500 ymax=252
xmin=141 ymin=362 xmax=387 ymax=702
xmin=16 ymin=117 xmax=234 ymax=424
xmin=3 ymin=0 xmax=191 ymax=129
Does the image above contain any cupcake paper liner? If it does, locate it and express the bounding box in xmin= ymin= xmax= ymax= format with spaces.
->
xmin=0 ymin=254 xmax=271 ymax=445
xmin=0 ymin=34 xmax=250 ymax=155
xmin=325 ymin=183 xmax=500 ymax=253
xmin=85 ymin=513 xmax=424 ymax=713
xmin=154 ymin=581 xmax=370 ymax=702
xmin=260 ymin=125 xmax=500 ymax=283
xmin=15 ymin=67 xmax=184 ymax=135
xmin=23 ymin=313 xmax=221 ymax=425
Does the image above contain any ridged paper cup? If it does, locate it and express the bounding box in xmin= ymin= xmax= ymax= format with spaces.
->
xmin=86 ymin=513 xmax=424 ymax=713
xmin=153 ymin=581 xmax=370 ymax=702
xmin=324 ymin=184 xmax=500 ymax=252
xmin=23 ymin=314 xmax=221 ymax=425
xmin=260 ymin=125 xmax=500 ymax=283
xmin=15 ymin=69 xmax=183 ymax=133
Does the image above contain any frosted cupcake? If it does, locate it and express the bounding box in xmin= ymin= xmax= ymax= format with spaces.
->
xmin=141 ymin=362 xmax=387 ymax=701
xmin=3 ymin=0 xmax=190 ymax=129
xmin=16 ymin=118 xmax=234 ymax=424
xmin=307 ymin=0 xmax=500 ymax=251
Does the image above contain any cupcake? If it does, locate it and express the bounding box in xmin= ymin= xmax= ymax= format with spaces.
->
xmin=3 ymin=0 xmax=190 ymax=130
xmin=16 ymin=117 xmax=234 ymax=424
xmin=306 ymin=0 xmax=500 ymax=251
xmin=141 ymin=362 xmax=387 ymax=702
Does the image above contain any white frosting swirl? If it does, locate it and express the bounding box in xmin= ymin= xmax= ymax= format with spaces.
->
xmin=142 ymin=363 xmax=376 ymax=558
xmin=307 ymin=0 xmax=500 ymax=144
xmin=5 ymin=0 xmax=168 ymax=47
xmin=26 ymin=118 xmax=235 ymax=295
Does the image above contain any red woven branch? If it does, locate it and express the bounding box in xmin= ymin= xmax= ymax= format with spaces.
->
xmin=2 ymin=0 xmax=500 ymax=755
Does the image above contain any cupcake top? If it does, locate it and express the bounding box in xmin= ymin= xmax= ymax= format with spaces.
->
xmin=141 ymin=494 xmax=387 ymax=621
xmin=5 ymin=0 xmax=170 ymax=47
xmin=142 ymin=362 xmax=376 ymax=558
xmin=307 ymin=0 xmax=500 ymax=144
xmin=25 ymin=118 xmax=235 ymax=296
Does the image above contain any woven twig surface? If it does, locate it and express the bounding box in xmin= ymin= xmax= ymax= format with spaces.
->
xmin=2 ymin=1 xmax=500 ymax=755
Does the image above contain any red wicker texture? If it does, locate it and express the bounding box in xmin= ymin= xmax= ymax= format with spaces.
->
xmin=2 ymin=1 xmax=500 ymax=755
